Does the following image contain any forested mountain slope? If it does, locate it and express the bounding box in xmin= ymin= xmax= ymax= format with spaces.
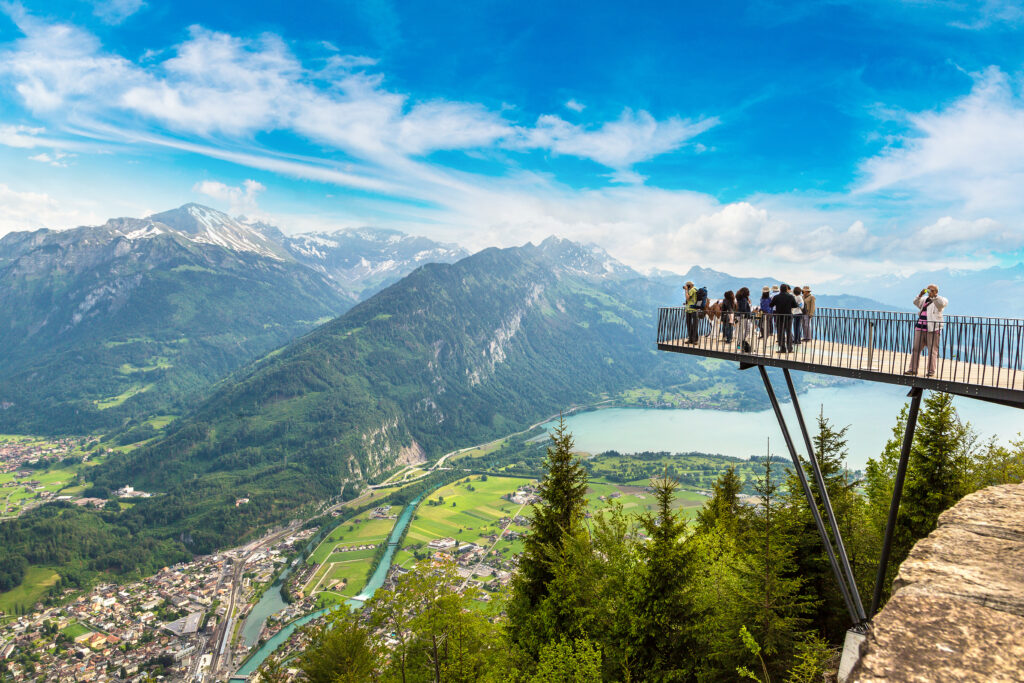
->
xmin=0 ymin=205 xmax=349 ymax=434
xmin=91 ymin=238 xmax=768 ymax=550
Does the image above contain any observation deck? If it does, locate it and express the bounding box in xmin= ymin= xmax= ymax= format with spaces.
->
xmin=657 ymin=307 xmax=1024 ymax=408
xmin=656 ymin=305 xmax=1024 ymax=636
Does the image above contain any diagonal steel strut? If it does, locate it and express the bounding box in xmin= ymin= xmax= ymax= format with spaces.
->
xmin=783 ymin=368 xmax=867 ymax=623
xmin=758 ymin=366 xmax=861 ymax=625
xmin=870 ymin=387 xmax=924 ymax=616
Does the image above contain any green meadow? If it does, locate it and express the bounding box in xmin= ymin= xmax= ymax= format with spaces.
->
xmin=0 ymin=567 xmax=60 ymax=615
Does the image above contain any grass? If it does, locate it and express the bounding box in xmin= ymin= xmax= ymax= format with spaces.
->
xmin=94 ymin=383 xmax=153 ymax=410
xmin=307 ymin=513 xmax=398 ymax=566
xmin=60 ymin=621 xmax=93 ymax=639
xmin=403 ymin=475 xmax=533 ymax=554
xmin=0 ymin=567 xmax=60 ymax=614
xmin=586 ymin=481 xmax=708 ymax=519
xmin=450 ymin=437 xmax=510 ymax=464
xmin=144 ymin=415 xmax=177 ymax=429
xmin=118 ymin=357 xmax=172 ymax=374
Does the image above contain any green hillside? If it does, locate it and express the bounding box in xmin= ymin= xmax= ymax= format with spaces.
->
xmin=89 ymin=240 xmax=767 ymax=552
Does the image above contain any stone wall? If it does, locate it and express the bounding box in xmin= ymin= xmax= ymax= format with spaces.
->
xmin=850 ymin=482 xmax=1024 ymax=682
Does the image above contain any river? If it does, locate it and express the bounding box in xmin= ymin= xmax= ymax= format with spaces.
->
xmin=542 ymin=381 xmax=1024 ymax=471
xmin=234 ymin=485 xmax=435 ymax=678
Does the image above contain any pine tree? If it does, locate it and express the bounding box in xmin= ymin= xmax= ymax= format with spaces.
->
xmin=629 ymin=472 xmax=702 ymax=681
xmin=507 ymin=417 xmax=588 ymax=654
xmin=894 ymin=393 xmax=968 ymax=575
xmin=782 ymin=415 xmax=857 ymax=640
xmin=696 ymin=466 xmax=742 ymax=536
xmin=731 ymin=455 xmax=811 ymax=680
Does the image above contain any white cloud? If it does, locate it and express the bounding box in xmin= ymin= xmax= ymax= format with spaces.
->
xmin=27 ymin=150 xmax=73 ymax=166
xmin=91 ymin=0 xmax=145 ymax=25
xmin=948 ymin=0 xmax=1024 ymax=29
xmin=1 ymin=6 xmax=1012 ymax=283
xmin=0 ymin=123 xmax=44 ymax=147
xmin=859 ymin=66 xmax=1024 ymax=215
xmin=0 ymin=183 xmax=101 ymax=236
xmin=518 ymin=109 xmax=718 ymax=172
xmin=193 ymin=179 xmax=265 ymax=214
xmin=0 ymin=4 xmax=141 ymax=112
xmin=0 ymin=10 xmax=710 ymax=181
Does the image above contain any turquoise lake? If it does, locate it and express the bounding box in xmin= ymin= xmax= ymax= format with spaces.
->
xmin=544 ymin=381 xmax=1024 ymax=471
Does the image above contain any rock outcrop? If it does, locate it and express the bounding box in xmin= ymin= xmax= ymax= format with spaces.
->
xmin=851 ymin=483 xmax=1024 ymax=682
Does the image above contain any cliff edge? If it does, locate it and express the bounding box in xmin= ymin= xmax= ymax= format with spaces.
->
xmin=850 ymin=482 xmax=1024 ymax=682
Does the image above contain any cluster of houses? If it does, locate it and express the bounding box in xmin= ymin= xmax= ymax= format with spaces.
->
xmin=0 ymin=530 xmax=314 ymax=682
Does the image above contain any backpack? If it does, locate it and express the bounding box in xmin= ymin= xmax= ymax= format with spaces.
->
xmin=759 ymin=297 xmax=772 ymax=314
xmin=696 ymin=287 xmax=708 ymax=309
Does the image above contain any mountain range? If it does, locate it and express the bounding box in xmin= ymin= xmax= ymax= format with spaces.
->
xmin=0 ymin=204 xmax=465 ymax=433
xmin=4 ymin=199 xmax=1015 ymax=578
xmin=90 ymin=236 xmax=783 ymax=551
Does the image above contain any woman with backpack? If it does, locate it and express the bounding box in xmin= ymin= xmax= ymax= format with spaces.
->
xmin=721 ymin=291 xmax=736 ymax=344
xmin=759 ymin=287 xmax=773 ymax=338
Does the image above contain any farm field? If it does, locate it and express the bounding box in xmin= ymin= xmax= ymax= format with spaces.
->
xmin=0 ymin=567 xmax=60 ymax=615
xmin=303 ymin=507 xmax=403 ymax=598
xmin=396 ymin=475 xmax=534 ymax=570
xmin=585 ymin=480 xmax=708 ymax=518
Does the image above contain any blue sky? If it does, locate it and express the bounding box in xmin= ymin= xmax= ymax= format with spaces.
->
xmin=1 ymin=0 xmax=1024 ymax=281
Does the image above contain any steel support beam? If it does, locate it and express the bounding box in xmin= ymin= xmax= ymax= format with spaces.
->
xmin=870 ymin=387 xmax=924 ymax=616
xmin=758 ymin=366 xmax=860 ymax=625
xmin=783 ymin=368 xmax=868 ymax=623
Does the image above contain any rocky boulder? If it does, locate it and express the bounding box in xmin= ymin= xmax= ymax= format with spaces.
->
xmin=851 ymin=483 xmax=1024 ymax=682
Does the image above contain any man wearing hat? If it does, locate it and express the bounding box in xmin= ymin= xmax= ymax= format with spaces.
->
xmin=801 ymin=286 xmax=815 ymax=341
xmin=684 ymin=281 xmax=699 ymax=343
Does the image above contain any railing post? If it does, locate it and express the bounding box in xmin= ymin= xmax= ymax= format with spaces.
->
xmin=866 ymin=321 xmax=875 ymax=370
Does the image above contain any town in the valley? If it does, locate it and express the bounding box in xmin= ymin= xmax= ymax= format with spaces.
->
xmin=0 ymin=460 xmax=575 ymax=682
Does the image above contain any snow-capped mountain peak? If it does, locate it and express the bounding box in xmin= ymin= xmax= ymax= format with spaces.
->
xmin=146 ymin=204 xmax=286 ymax=260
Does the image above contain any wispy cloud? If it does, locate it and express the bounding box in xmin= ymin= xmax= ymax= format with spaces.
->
xmin=193 ymin=179 xmax=265 ymax=214
xmin=0 ymin=10 xmax=710 ymax=183
xmin=858 ymin=66 xmax=1024 ymax=215
xmin=0 ymin=183 xmax=101 ymax=232
xmin=0 ymin=4 xmax=1019 ymax=281
xmin=28 ymin=150 xmax=73 ymax=166
xmin=91 ymin=0 xmax=146 ymax=25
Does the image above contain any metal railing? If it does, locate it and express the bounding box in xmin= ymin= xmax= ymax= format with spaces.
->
xmin=657 ymin=307 xmax=1024 ymax=392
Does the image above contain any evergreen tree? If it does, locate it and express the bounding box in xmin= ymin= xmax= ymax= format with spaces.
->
xmin=730 ymin=455 xmax=811 ymax=680
xmin=782 ymin=415 xmax=857 ymax=640
xmin=696 ymin=466 xmax=742 ymax=536
xmin=967 ymin=437 xmax=1024 ymax=489
xmin=893 ymin=393 xmax=968 ymax=574
xmin=507 ymin=417 xmax=588 ymax=654
xmin=529 ymin=638 xmax=602 ymax=683
xmin=629 ymin=472 xmax=702 ymax=681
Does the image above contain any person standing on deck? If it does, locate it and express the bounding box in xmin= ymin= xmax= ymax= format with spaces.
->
xmin=722 ymin=290 xmax=737 ymax=344
xmin=905 ymin=284 xmax=948 ymax=377
xmin=759 ymin=286 xmax=773 ymax=338
xmin=736 ymin=287 xmax=752 ymax=351
xmin=771 ymin=284 xmax=798 ymax=353
xmin=802 ymin=286 xmax=815 ymax=341
xmin=684 ymin=281 xmax=699 ymax=344
xmin=792 ymin=287 xmax=805 ymax=346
